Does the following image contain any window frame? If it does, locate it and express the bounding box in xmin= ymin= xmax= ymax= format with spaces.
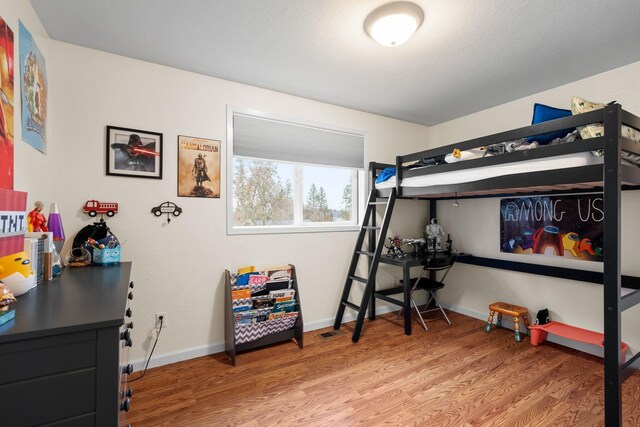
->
xmin=226 ymin=106 xmax=366 ymax=235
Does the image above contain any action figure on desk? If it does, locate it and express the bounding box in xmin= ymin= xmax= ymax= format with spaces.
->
xmin=426 ymin=218 xmax=445 ymax=252
xmin=425 ymin=219 xmax=454 ymax=256
xmin=385 ymin=235 xmax=406 ymax=258
xmin=28 ymin=201 xmax=48 ymax=232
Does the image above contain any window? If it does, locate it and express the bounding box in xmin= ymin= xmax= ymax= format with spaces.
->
xmin=227 ymin=108 xmax=365 ymax=234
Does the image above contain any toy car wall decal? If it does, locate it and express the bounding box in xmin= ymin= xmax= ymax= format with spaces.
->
xmin=151 ymin=201 xmax=182 ymax=223
xmin=83 ymin=200 xmax=119 ymax=217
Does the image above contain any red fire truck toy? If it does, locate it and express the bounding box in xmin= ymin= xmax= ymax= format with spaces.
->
xmin=83 ymin=200 xmax=119 ymax=217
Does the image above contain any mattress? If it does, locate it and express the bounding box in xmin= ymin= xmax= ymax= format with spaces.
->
xmin=376 ymin=152 xmax=604 ymax=189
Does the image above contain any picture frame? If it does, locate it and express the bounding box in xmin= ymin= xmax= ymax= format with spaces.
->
xmin=177 ymin=135 xmax=221 ymax=198
xmin=106 ymin=125 xmax=163 ymax=179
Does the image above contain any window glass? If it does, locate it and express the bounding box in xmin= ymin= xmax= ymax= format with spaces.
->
xmin=302 ymin=165 xmax=354 ymax=223
xmin=233 ymin=159 xmax=294 ymax=226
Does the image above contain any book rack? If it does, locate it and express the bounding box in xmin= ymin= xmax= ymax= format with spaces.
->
xmin=224 ymin=264 xmax=304 ymax=366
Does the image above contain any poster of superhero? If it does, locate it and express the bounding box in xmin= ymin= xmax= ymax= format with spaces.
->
xmin=177 ymin=135 xmax=220 ymax=198
xmin=500 ymin=195 xmax=603 ymax=262
xmin=19 ymin=21 xmax=47 ymax=154
xmin=0 ymin=18 xmax=14 ymax=190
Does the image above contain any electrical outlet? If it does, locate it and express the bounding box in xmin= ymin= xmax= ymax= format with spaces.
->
xmin=155 ymin=312 xmax=167 ymax=329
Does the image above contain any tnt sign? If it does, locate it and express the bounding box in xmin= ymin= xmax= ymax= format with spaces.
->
xmin=0 ymin=189 xmax=27 ymax=257
xmin=0 ymin=211 xmax=26 ymax=236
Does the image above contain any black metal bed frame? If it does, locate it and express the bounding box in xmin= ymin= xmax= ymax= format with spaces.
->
xmin=368 ymin=104 xmax=640 ymax=426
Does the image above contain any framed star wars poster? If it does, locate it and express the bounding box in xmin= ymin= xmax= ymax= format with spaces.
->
xmin=106 ymin=125 xmax=163 ymax=179
xmin=177 ymin=135 xmax=220 ymax=198
xmin=500 ymin=195 xmax=603 ymax=262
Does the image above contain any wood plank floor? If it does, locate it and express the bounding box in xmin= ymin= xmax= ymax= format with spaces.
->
xmin=126 ymin=311 xmax=640 ymax=426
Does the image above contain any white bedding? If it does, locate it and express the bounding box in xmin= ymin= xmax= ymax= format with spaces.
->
xmin=376 ymin=152 xmax=604 ymax=189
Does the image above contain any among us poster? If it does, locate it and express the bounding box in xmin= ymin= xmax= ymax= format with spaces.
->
xmin=500 ymin=195 xmax=603 ymax=262
xmin=0 ymin=17 xmax=14 ymax=189
xmin=177 ymin=135 xmax=220 ymax=198
xmin=19 ymin=21 xmax=47 ymax=154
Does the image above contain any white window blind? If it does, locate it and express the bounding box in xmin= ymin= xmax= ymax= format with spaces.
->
xmin=233 ymin=113 xmax=365 ymax=169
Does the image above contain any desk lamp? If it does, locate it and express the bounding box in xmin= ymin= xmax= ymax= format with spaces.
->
xmin=48 ymin=203 xmax=65 ymax=253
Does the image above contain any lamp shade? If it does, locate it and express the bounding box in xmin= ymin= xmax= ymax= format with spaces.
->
xmin=48 ymin=203 xmax=65 ymax=253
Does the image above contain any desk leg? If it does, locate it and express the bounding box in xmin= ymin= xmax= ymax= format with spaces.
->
xmin=403 ymin=265 xmax=412 ymax=335
xmin=368 ymin=277 xmax=376 ymax=320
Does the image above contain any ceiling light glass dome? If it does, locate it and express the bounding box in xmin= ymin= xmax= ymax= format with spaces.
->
xmin=364 ymin=2 xmax=424 ymax=47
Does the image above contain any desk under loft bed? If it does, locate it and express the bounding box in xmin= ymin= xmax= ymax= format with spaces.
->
xmin=333 ymin=104 xmax=640 ymax=426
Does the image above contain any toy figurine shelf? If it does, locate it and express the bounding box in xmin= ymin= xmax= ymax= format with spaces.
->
xmin=224 ymin=264 xmax=304 ymax=366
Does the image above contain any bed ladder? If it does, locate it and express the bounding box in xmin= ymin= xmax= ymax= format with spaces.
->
xmin=334 ymin=188 xmax=397 ymax=342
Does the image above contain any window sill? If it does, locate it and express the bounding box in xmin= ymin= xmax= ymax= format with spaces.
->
xmin=228 ymin=223 xmax=360 ymax=235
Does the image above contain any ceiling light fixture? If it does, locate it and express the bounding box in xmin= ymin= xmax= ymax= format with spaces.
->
xmin=364 ymin=2 xmax=424 ymax=47
xmin=453 ymin=192 xmax=460 ymax=207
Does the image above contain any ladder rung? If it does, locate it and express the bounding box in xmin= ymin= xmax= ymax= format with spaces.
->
xmin=356 ymin=250 xmax=374 ymax=257
xmin=342 ymin=301 xmax=360 ymax=311
xmin=349 ymin=275 xmax=368 ymax=284
xmin=362 ymin=225 xmax=380 ymax=230
xmin=369 ymin=201 xmax=388 ymax=205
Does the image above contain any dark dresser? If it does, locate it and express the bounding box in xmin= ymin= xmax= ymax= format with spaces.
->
xmin=0 ymin=262 xmax=134 ymax=427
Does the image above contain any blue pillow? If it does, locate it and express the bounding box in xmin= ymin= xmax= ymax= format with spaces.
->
xmin=527 ymin=103 xmax=574 ymax=145
xmin=375 ymin=167 xmax=396 ymax=183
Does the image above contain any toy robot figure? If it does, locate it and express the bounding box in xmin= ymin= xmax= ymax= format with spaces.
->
xmin=193 ymin=153 xmax=211 ymax=188
xmin=385 ymin=235 xmax=405 ymax=258
xmin=27 ymin=200 xmax=48 ymax=232
xmin=426 ymin=218 xmax=445 ymax=251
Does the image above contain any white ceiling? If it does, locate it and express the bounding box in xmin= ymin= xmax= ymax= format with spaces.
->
xmin=30 ymin=0 xmax=640 ymax=126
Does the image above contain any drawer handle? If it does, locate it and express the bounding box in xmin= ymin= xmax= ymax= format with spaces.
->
xmin=120 ymin=330 xmax=131 ymax=341
xmin=126 ymin=308 xmax=132 ymax=318
xmin=122 ymin=364 xmax=133 ymax=375
xmin=128 ymin=292 xmax=134 ymax=300
xmin=120 ymin=398 xmax=131 ymax=412
xmin=129 ymin=281 xmax=134 ymax=289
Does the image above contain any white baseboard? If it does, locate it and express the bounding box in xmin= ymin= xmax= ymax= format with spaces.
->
xmin=131 ymin=303 xmax=399 ymax=372
xmin=131 ymin=302 xmax=607 ymax=371
xmin=130 ymin=341 xmax=227 ymax=372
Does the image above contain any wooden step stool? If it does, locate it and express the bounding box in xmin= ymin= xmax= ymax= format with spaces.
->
xmin=486 ymin=302 xmax=530 ymax=342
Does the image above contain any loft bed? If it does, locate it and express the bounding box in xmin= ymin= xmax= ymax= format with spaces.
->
xmin=365 ymin=103 xmax=640 ymax=426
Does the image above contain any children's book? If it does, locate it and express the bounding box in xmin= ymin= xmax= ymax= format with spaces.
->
xmin=264 ymin=265 xmax=291 ymax=281
xmin=249 ymin=275 xmax=270 ymax=285
xmin=272 ymin=300 xmax=296 ymax=313
xmin=268 ymin=311 xmax=286 ymax=320
xmin=237 ymin=266 xmax=255 ymax=275
xmin=269 ymin=289 xmax=295 ymax=300
xmin=252 ymin=295 xmax=274 ymax=309
xmin=231 ymin=288 xmax=251 ymax=300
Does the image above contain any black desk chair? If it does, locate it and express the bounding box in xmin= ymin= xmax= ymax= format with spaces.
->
xmin=398 ymin=254 xmax=456 ymax=331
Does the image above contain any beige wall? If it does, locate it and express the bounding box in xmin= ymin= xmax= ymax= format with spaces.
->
xmin=429 ymin=61 xmax=640 ymax=353
xmin=30 ymin=38 xmax=429 ymax=366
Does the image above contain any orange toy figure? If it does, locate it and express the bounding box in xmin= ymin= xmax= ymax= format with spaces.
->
xmin=27 ymin=200 xmax=48 ymax=232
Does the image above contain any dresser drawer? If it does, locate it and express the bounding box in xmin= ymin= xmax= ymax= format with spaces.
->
xmin=42 ymin=412 xmax=96 ymax=427
xmin=0 ymin=330 xmax=96 ymax=384
xmin=2 ymin=368 xmax=96 ymax=426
